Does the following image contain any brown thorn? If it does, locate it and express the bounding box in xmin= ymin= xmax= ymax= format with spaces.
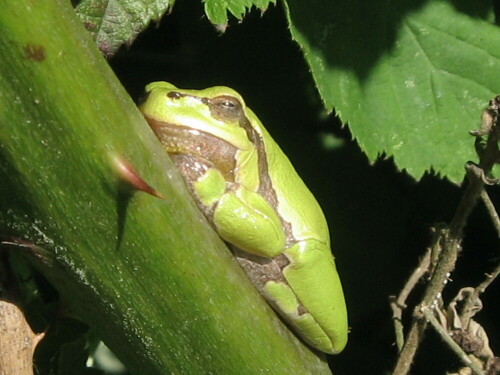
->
xmin=112 ymin=155 xmax=165 ymax=199
xmin=33 ymin=331 xmax=46 ymax=348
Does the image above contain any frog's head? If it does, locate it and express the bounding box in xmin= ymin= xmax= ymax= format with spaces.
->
xmin=140 ymin=82 xmax=254 ymax=151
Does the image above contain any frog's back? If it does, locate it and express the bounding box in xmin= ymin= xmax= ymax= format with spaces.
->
xmin=248 ymin=109 xmax=330 ymax=245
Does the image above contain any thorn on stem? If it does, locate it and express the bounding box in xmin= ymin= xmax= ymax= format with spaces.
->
xmin=112 ymin=155 xmax=164 ymax=199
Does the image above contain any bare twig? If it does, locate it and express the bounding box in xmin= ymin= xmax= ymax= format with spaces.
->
xmin=392 ymin=97 xmax=499 ymax=375
xmin=475 ymin=262 xmax=500 ymax=294
xmin=480 ymin=188 xmax=500 ymax=239
xmin=392 ymin=182 xmax=474 ymax=375
xmin=390 ymin=225 xmax=451 ymax=353
xmin=390 ymin=244 xmax=432 ymax=351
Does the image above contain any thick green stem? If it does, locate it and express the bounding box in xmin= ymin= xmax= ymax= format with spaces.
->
xmin=0 ymin=1 xmax=331 ymax=374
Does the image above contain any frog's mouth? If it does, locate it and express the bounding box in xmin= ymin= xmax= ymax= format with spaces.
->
xmin=144 ymin=116 xmax=173 ymax=142
xmin=144 ymin=116 xmax=239 ymax=178
xmin=145 ymin=116 xmax=197 ymax=153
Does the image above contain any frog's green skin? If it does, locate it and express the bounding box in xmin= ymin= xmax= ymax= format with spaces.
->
xmin=140 ymin=82 xmax=348 ymax=354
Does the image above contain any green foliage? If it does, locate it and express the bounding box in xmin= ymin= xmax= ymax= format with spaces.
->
xmin=76 ymin=0 xmax=174 ymax=57
xmin=203 ymin=0 xmax=276 ymax=25
xmin=284 ymin=0 xmax=500 ymax=182
xmin=77 ymin=0 xmax=500 ymax=182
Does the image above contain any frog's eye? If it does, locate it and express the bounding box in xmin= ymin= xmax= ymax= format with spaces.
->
xmin=167 ymin=91 xmax=183 ymax=100
xmin=208 ymin=95 xmax=243 ymax=122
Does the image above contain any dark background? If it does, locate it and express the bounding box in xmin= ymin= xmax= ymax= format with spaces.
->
xmin=109 ymin=1 xmax=499 ymax=373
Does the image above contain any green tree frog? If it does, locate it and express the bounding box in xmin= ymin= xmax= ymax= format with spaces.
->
xmin=139 ymin=82 xmax=348 ymax=354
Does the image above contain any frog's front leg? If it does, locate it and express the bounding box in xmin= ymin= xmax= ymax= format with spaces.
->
xmin=193 ymin=167 xmax=286 ymax=257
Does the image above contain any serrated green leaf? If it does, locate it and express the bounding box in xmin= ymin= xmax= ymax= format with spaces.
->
xmin=284 ymin=0 xmax=500 ymax=183
xmin=75 ymin=0 xmax=174 ymax=57
xmin=203 ymin=0 xmax=275 ymax=26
